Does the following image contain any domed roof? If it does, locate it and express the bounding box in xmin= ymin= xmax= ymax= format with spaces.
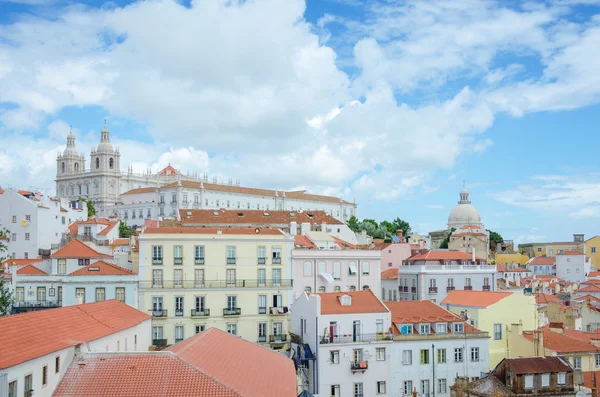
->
xmin=447 ymin=186 xmax=483 ymax=229
xmin=96 ymin=123 xmax=113 ymax=152
xmin=63 ymin=131 xmax=79 ymax=157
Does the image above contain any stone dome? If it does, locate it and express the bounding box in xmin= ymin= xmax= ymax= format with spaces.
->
xmin=63 ymin=131 xmax=78 ymax=157
xmin=96 ymin=124 xmax=113 ymax=152
xmin=447 ymin=187 xmax=483 ymax=229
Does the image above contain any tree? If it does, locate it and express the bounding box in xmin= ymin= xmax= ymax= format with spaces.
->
xmin=380 ymin=220 xmax=397 ymax=236
xmin=439 ymin=228 xmax=456 ymax=249
xmin=487 ymin=229 xmax=504 ymax=250
xmin=346 ymin=216 xmax=360 ymax=233
xmin=392 ymin=218 xmax=411 ymax=235
xmin=119 ymin=222 xmax=134 ymax=239
xmin=0 ymin=228 xmax=13 ymax=315
xmin=79 ymin=197 xmax=97 ymax=217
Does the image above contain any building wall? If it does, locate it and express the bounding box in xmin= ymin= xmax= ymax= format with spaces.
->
xmin=495 ymin=253 xmax=530 ymax=265
xmin=138 ymin=231 xmax=294 ymax=346
xmin=520 ymin=244 xmax=547 ymax=258
xmin=443 ymin=293 xmax=537 ymax=369
xmin=381 ymin=278 xmax=399 ymax=301
xmin=556 ymin=254 xmax=588 ymax=283
xmin=380 ymin=243 xmax=412 ymax=271
xmin=448 ymin=234 xmax=489 ymax=259
xmin=586 ymin=236 xmax=600 ymax=270
xmin=526 ymin=263 xmax=556 ymax=275
xmin=546 ymin=244 xmax=585 ymax=257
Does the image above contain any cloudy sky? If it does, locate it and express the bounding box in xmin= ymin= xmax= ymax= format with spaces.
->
xmin=1 ymin=0 xmax=600 ymax=243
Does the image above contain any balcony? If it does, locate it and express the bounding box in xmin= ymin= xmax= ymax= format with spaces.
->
xmin=152 ymin=309 xmax=168 ymax=317
xmin=152 ymin=257 xmax=163 ymax=265
xmin=258 ymin=335 xmax=267 ymax=343
xmin=258 ymin=307 xmax=267 ymax=314
xmin=411 ymin=287 xmax=417 ymax=293
xmin=227 ymin=258 xmax=236 ymax=265
xmin=447 ymin=286 xmax=455 ymax=292
xmin=269 ymin=306 xmax=287 ymax=315
xmin=25 ymin=390 xmax=34 ymax=397
xmin=174 ymin=257 xmax=183 ymax=265
xmin=223 ymin=308 xmax=241 ymax=316
xmin=258 ymin=258 xmax=266 ymax=265
xmin=272 ymin=257 xmax=281 ymax=265
xmin=153 ymin=339 xmax=168 ymax=346
xmin=464 ymin=286 xmax=473 ymax=291
xmin=483 ymin=285 xmax=491 ymax=291
xmin=195 ymin=258 xmax=205 ymax=265
xmin=319 ymin=333 xmax=393 ymax=344
xmin=12 ymin=300 xmax=62 ymax=309
xmin=140 ymin=279 xmax=294 ymax=289
xmin=402 ymin=286 xmax=409 ymax=292
xmin=175 ymin=309 xmax=184 ymax=317
xmin=350 ymin=360 xmax=368 ymax=372
xmin=193 ymin=203 xmax=201 ymax=209
xmin=428 ymin=287 xmax=438 ymax=294
xmin=191 ymin=309 xmax=210 ymax=317
xmin=269 ymin=334 xmax=287 ymax=344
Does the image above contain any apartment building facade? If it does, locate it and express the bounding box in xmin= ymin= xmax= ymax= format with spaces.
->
xmin=138 ymin=227 xmax=294 ymax=348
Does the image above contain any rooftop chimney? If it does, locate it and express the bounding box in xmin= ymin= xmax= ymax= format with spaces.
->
xmin=396 ymin=229 xmax=403 ymax=240
xmin=472 ymin=247 xmax=476 ymax=262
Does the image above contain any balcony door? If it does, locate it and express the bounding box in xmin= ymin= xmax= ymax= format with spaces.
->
xmin=273 ymin=294 xmax=282 ymax=309
xmin=153 ymin=297 xmax=163 ymax=311
xmin=226 ymin=269 xmax=236 ymax=287
xmin=329 ymin=321 xmax=338 ymax=343
xmin=195 ymin=296 xmax=205 ymax=313
xmin=353 ymin=320 xmax=361 ymax=342
xmin=37 ymin=287 xmax=46 ymax=302
xmin=227 ymin=296 xmax=237 ymax=310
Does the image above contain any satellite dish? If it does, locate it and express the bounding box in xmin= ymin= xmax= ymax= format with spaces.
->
xmin=255 ymin=228 xmax=260 ymax=234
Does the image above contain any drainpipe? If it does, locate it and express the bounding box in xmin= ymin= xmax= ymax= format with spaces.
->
xmin=314 ymin=316 xmax=319 ymax=395
xmin=358 ymin=259 xmax=361 ymax=290
xmin=432 ymin=343 xmax=436 ymax=397
xmin=313 ymin=259 xmax=317 ymax=292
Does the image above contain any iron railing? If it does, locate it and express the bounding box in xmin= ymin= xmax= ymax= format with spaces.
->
xmin=269 ymin=334 xmax=288 ymax=343
xmin=151 ymin=310 xmax=168 ymax=317
xmin=319 ymin=333 xmax=393 ymax=344
xmin=269 ymin=307 xmax=287 ymax=315
xmin=272 ymin=258 xmax=281 ymax=264
xmin=195 ymin=258 xmax=205 ymax=265
xmin=153 ymin=339 xmax=167 ymax=346
xmin=223 ymin=308 xmax=241 ymax=316
xmin=447 ymin=286 xmax=455 ymax=292
xmin=13 ymin=300 xmax=62 ymax=308
xmin=483 ymin=285 xmax=491 ymax=291
xmin=258 ymin=258 xmax=266 ymax=265
xmin=140 ymin=279 xmax=293 ymax=289
xmin=174 ymin=257 xmax=183 ymax=265
xmin=191 ymin=309 xmax=210 ymax=317
xmin=227 ymin=258 xmax=236 ymax=265
xmin=258 ymin=335 xmax=267 ymax=343
xmin=152 ymin=257 xmax=163 ymax=265
xmin=350 ymin=361 xmax=368 ymax=371
xmin=258 ymin=307 xmax=267 ymax=314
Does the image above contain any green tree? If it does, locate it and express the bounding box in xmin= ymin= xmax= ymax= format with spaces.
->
xmin=346 ymin=216 xmax=361 ymax=233
xmin=0 ymin=228 xmax=13 ymax=315
xmin=487 ymin=229 xmax=504 ymax=250
xmin=79 ymin=197 xmax=97 ymax=217
xmin=439 ymin=228 xmax=456 ymax=249
xmin=392 ymin=218 xmax=411 ymax=235
xmin=380 ymin=220 xmax=397 ymax=236
xmin=119 ymin=222 xmax=134 ymax=239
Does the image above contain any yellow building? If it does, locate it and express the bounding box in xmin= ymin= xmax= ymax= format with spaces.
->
xmin=586 ymin=235 xmax=600 ymax=270
xmin=494 ymin=252 xmax=530 ymax=265
xmin=519 ymin=235 xmax=586 ymax=258
xmin=138 ymin=227 xmax=294 ymax=349
xmin=518 ymin=243 xmax=547 ymax=258
xmin=441 ymin=290 xmax=537 ymax=369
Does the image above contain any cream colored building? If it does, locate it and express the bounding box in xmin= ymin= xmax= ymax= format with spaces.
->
xmin=137 ymin=227 xmax=294 ymax=349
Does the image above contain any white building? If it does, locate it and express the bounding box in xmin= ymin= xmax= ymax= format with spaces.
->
xmin=0 ymin=188 xmax=87 ymax=259
xmin=0 ymin=300 xmax=151 ymax=397
xmin=399 ymin=250 xmax=496 ymax=303
xmin=291 ymin=290 xmax=392 ymax=397
xmin=556 ymin=250 xmax=591 ymax=283
xmin=381 ymin=268 xmax=399 ymax=301
xmin=496 ymin=263 xmax=532 ymax=290
xmin=386 ymin=300 xmax=490 ymax=397
xmin=526 ymin=256 xmax=556 ymax=276
xmin=447 ymin=185 xmax=484 ymax=230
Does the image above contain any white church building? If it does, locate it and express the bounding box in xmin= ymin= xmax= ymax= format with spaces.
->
xmin=55 ymin=124 xmax=357 ymax=225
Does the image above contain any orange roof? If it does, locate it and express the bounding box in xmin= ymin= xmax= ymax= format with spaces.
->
xmin=60 ymin=207 xmax=68 ymax=212
xmin=16 ymin=264 xmax=47 ymax=275
xmin=331 ymin=235 xmax=356 ymax=249
xmin=441 ymin=290 xmax=512 ymax=308
xmin=113 ymin=238 xmax=130 ymax=246
xmin=68 ymin=261 xmax=135 ymax=276
xmin=535 ymin=294 xmax=562 ymax=304
xmin=294 ymin=235 xmax=316 ymax=248
xmin=121 ymin=187 xmax=156 ymax=195
xmin=588 ymin=271 xmax=600 ymax=278
xmin=528 ymin=256 xmax=555 ymax=265
xmin=97 ymin=221 xmax=118 ymax=236
xmin=574 ymin=294 xmax=600 ymax=302
xmin=317 ymin=290 xmax=389 ymax=315
xmin=459 ymin=225 xmax=482 ymax=230
xmin=580 ymin=279 xmax=600 ymax=286
xmin=1 ymin=258 xmax=42 ymax=267
xmin=452 ymin=232 xmax=487 ymax=238
xmin=497 ymin=264 xmax=529 ymax=272
xmin=179 ymin=209 xmax=343 ymax=226
xmin=143 ymin=227 xmax=285 ymax=236
xmin=558 ymin=250 xmax=584 ymax=255
xmin=51 ymin=239 xmax=110 ymax=258
xmin=577 ymin=284 xmax=600 ymax=293
xmin=158 ymin=164 xmax=178 ymax=176
xmin=407 ymin=250 xmax=482 ymax=261
xmin=167 ymin=328 xmax=296 ymax=397
xmin=79 ymin=218 xmax=112 ymax=225
xmin=0 ymin=300 xmax=150 ymax=369
xmin=381 ymin=268 xmax=399 ymax=280
xmin=67 ymin=222 xmax=78 ymax=235
xmin=385 ymin=300 xmax=482 ymax=332
xmin=583 ymin=371 xmax=600 ymax=389
xmin=523 ymin=329 xmax=597 ymax=354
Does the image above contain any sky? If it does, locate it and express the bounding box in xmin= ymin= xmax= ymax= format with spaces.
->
xmin=1 ymin=0 xmax=600 ymax=244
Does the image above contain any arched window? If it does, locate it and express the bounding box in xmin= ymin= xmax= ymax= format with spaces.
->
xmin=78 ymin=185 xmax=82 ymax=195
xmin=61 ymin=162 xmax=65 ymax=173
xmin=334 ymin=286 xmax=341 ymax=292
xmin=70 ymin=186 xmax=74 ymax=195
xmin=109 ymin=158 xmax=114 ymax=169
xmin=349 ymin=285 xmax=356 ymax=291
xmin=96 ymin=158 xmax=100 ymax=169
xmin=304 ymin=286 xmax=311 ymax=293
xmin=318 ymin=261 xmax=327 ymax=273
xmin=318 ymin=286 xmax=326 ymax=293
xmin=303 ymin=261 xmax=312 ymax=277
xmin=74 ymin=163 xmax=79 ymax=172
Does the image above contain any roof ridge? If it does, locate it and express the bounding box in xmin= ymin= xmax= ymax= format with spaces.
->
xmin=51 ymin=238 xmax=107 ymax=258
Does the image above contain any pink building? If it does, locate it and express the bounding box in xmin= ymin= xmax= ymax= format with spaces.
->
xmin=378 ymin=237 xmax=412 ymax=302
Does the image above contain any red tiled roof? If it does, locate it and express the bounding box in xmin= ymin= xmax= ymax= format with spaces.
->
xmin=1 ymin=258 xmax=42 ymax=267
xmin=79 ymin=218 xmax=112 ymax=225
xmin=60 ymin=207 xmax=68 ymax=212
xmin=577 ymin=284 xmax=600 ymax=293
xmin=528 ymin=256 xmax=555 ymax=265
xmin=503 ymin=356 xmax=572 ymax=374
xmin=294 ymin=235 xmax=316 ymax=248
xmin=558 ymin=250 xmax=584 ymax=255
xmin=452 ymin=232 xmax=487 ymax=238
xmin=564 ymin=329 xmax=600 ymax=343
xmin=50 ymin=239 xmax=110 ymax=258
xmin=523 ymin=329 xmax=597 ymax=354
xmin=385 ymin=300 xmax=480 ymax=334
xmin=179 ymin=209 xmax=343 ymax=226
xmin=18 ymin=189 xmax=32 ymax=196
xmin=381 ymin=268 xmax=399 ymax=280
xmin=459 ymin=225 xmax=482 ymax=230
xmin=121 ymin=187 xmax=156 ymax=195
xmin=67 ymin=222 xmax=78 ymax=236
xmin=167 ymin=328 xmax=296 ymax=397
xmin=574 ymin=294 xmax=600 ymax=302
xmin=16 ymin=264 xmax=47 ymax=275
xmin=113 ymin=238 xmax=130 ymax=246
xmin=497 ymin=264 xmax=529 ymax=272
xmin=407 ymin=250 xmax=482 ymax=261
xmin=583 ymin=371 xmax=600 ymax=389
xmin=535 ymin=294 xmax=562 ymax=304
xmin=317 ymin=290 xmax=389 ymax=315
xmin=68 ymin=261 xmax=135 ymax=276
xmin=0 ymin=300 xmax=150 ymax=369
xmin=331 ymin=236 xmax=356 ymax=249
xmin=441 ymin=290 xmax=513 ymax=308
xmin=158 ymin=164 xmax=178 ymax=176
xmin=97 ymin=221 xmax=118 ymax=236
xmin=548 ymin=241 xmax=583 ymax=245
xmin=588 ymin=271 xmax=600 ymax=278
xmin=580 ymin=279 xmax=600 ymax=286
xmin=143 ymin=227 xmax=285 ymax=236
xmin=54 ymin=353 xmax=238 ymax=397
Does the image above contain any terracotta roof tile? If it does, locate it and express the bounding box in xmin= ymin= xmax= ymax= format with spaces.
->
xmin=294 ymin=235 xmax=316 ymax=248
xmin=558 ymin=250 xmax=584 ymax=255
xmin=113 ymin=238 xmax=130 ymax=246
xmin=528 ymin=256 xmax=555 ymax=265
xmin=459 ymin=225 xmax=482 ymax=230
xmin=577 ymin=284 xmax=600 ymax=293
xmin=60 ymin=207 xmax=68 ymax=212
xmin=574 ymin=294 xmax=600 ymax=302
xmin=407 ymin=250 xmax=483 ymax=261
xmin=179 ymin=209 xmax=343 ymax=226
xmin=0 ymin=300 xmax=150 ymax=369
xmin=121 ymin=187 xmax=156 ymax=195
xmin=158 ymin=165 xmax=178 ymax=176
xmin=380 ymin=268 xmax=399 ymax=280
xmin=16 ymin=264 xmax=47 ymax=275
xmin=143 ymin=227 xmax=284 ymax=236
xmin=523 ymin=328 xmax=597 ymax=354
xmin=316 ymin=290 xmax=389 ymax=315
xmin=583 ymin=371 xmax=600 ymax=389
xmin=548 ymin=241 xmax=583 ymax=245
xmin=497 ymin=264 xmax=529 ymax=272
xmin=79 ymin=218 xmax=112 ymax=225
xmin=97 ymin=221 xmax=118 ymax=235
xmin=51 ymin=239 xmax=111 ymax=259
xmin=588 ymin=271 xmax=600 ymax=278
xmin=452 ymin=232 xmax=487 ymax=238
xmin=1 ymin=258 xmax=42 ymax=267
xmin=67 ymin=222 xmax=78 ymax=236
xmin=385 ymin=300 xmax=481 ymax=334
xmin=440 ymin=290 xmax=513 ymax=308
xmin=535 ymin=294 xmax=563 ymax=304
xmin=167 ymin=328 xmax=296 ymax=397
xmin=331 ymin=236 xmax=356 ymax=249
xmin=564 ymin=329 xmax=600 ymax=343
xmin=68 ymin=261 xmax=135 ymax=276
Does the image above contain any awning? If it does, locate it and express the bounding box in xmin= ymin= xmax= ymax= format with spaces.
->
xmin=349 ymin=262 xmax=358 ymax=274
xmin=303 ymin=343 xmax=315 ymax=360
xmin=320 ymin=273 xmax=334 ymax=284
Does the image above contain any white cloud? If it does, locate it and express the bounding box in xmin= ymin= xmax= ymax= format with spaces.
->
xmin=571 ymin=207 xmax=600 ymax=219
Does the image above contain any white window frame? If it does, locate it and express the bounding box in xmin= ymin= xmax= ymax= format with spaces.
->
xmin=541 ymin=373 xmax=550 ymax=387
xmin=524 ymin=375 xmax=534 ymax=389
xmin=376 ymin=347 xmax=385 ymax=361
xmin=402 ymin=350 xmax=412 ymax=365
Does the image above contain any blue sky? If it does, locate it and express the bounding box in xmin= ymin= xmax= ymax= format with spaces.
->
xmin=1 ymin=0 xmax=600 ymax=244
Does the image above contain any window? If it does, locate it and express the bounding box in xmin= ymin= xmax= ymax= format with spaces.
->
xmin=593 ymin=247 xmax=597 ymax=254
xmin=116 ymin=287 xmax=125 ymax=303
xmin=304 ymin=286 xmax=311 ymax=293
xmin=174 ymin=269 xmax=183 ymax=287
xmin=194 ymin=269 xmax=204 ymax=287
xmin=541 ymin=373 xmax=550 ymax=387
xmin=558 ymin=372 xmax=566 ymax=385
xmin=62 ymin=216 xmax=65 ymax=224
xmin=353 ymin=383 xmax=363 ymax=397
xmin=420 ymin=324 xmax=431 ymax=334
xmin=152 ymin=246 xmax=163 ymax=264
xmin=421 ymin=380 xmax=430 ymax=397
xmin=376 ymin=348 xmax=386 ymax=361
xmin=37 ymin=286 xmax=46 ymax=301
xmin=11 ymin=215 xmax=16 ymax=223
xmin=226 ymin=269 xmax=236 ymax=286
xmin=57 ymin=259 xmax=66 ymax=275
xmin=377 ymin=381 xmax=386 ymax=394
xmin=8 ymin=381 xmax=16 ymax=397
xmin=11 ymin=233 xmax=16 ymax=241
xmin=538 ymin=247 xmax=543 ymax=253
xmin=420 ymin=349 xmax=429 ymax=364
xmin=15 ymin=287 xmax=24 ymax=302
xmin=194 ymin=246 xmax=205 ymax=264
xmin=303 ymin=261 xmax=312 ymax=277
xmin=330 ymin=350 xmax=340 ymax=364
xmin=95 ymin=288 xmax=105 ymax=302
xmin=470 ymin=347 xmax=479 ymax=362
xmin=25 ymin=232 xmax=30 ymax=240
xmin=171 ymin=193 xmax=177 ymax=204
xmin=454 ymin=323 xmax=464 ymax=333
xmin=175 ymin=325 xmax=184 ymax=343
xmin=524 ymin=374 xmax=534 ymax=388
xmin=226 ymin=246 xmax=236 ymax=264
xmin=402 ymin=350 xmax=412 ymax=365
xmin=403 ymin=381 xmax=413 ymax=395
xmin=195 ymin=325 xmax=205 ymax=334
xmin=437 ymin=323 xmax=447 ymax=334
xmin=152 ymin=326 xmax=164 ymax=340
xmin=494 ymin=323 xmax=503 ymax=340
xmin=573 ymin=356 xmax=582 ymax=369
xmin=24 ymin=374 xmax=32 ymax=396
xmin=334 ymin=285 xmax=341 ymax=292
xmin=400 ymin=324 xmax=413 ymax=335
xmin=454 ymin=348 xmax=463 ymax=362
xmin=465 ymin=277 xmax=472 ymax=287
xmin=438 ymin=378 xmax=447 ymax=394
xmin=438 ymin=348 xmax=446 ymax=363
xmin=175 ymin=296 xmax=184 ymax=316
xmin=96 ymin=157 xmax=100 ymax=169
xmin=272 ymin=247 xmax=281 ymax=264
xmin=258 ymin=246 xmax=266 ymax=264
xmin=152 ymin=269 xmax=163 ymax=287
xmin=272 ymin=268 xmax=281 ymax=285
xmin=596 ymin=354 xmax=600 ymax=368
xmin=43 ymin=365 xmax=48 ymax=385
xmin=349 ymin=261 xmax=357 ymax=275
xmin=349 ymin=285 xmax=357 ymax=291
xmin=78 ymin=258 xmax=90 ymax=266
xmin=362 ymin=261 xmax=370 ymax=275
xmin=173 ymin=246 xmax=183 ymax=264
xmin=227 ymin=295 xmax=237 ymax=310
xmin=227 ymin=324 xmax=237 ymax=335
xmin=318 ymin=286 xmax=326 ymax=292
xmin=183 ymin=193 xmax=188 ymax=204
xmin=331 ymin=385 xmax=340 ymax=397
